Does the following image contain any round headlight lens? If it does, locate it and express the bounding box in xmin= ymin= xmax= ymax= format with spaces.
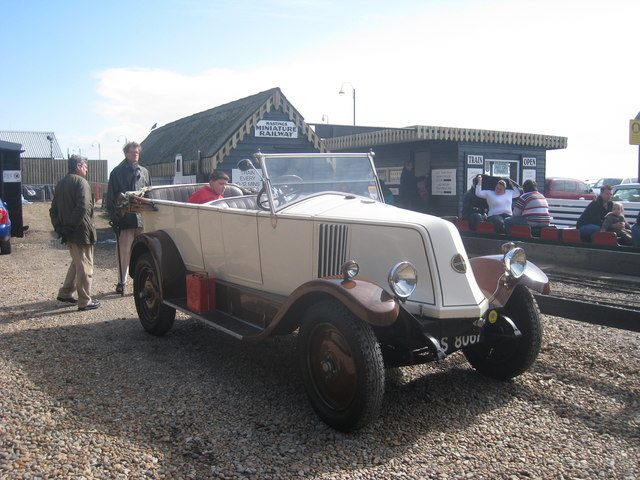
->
xmin=503 ymin=247 xmax=527 ymax=279
xmin=388 ymin=262 xmax=418 ymax=299
xmin=341 ymin=260 xmax=359 ymax=281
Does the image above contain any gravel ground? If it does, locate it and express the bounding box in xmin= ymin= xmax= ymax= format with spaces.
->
xmin=1 ymin=203 xmax=639 ymax=479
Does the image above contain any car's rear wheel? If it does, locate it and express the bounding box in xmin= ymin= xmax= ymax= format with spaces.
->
xmin=0 ymin=239 xmax=10 ymax=255
xmin=464 ymin=285 xmax=542 ymax=380
xmin=134 ymin=252 xmax=175 ymax=336
xmin=298 ymin=300 xmax=384 ymax=431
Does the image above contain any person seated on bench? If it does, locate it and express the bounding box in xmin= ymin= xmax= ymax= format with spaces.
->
xmin=188 ymin=170 xmax=229 ymax=204
xmin=475 ymin=176 xmax=521 ymax=234
xmin=504 ymin=179 xmax=550 ymax=234
xmin=576 ymin=185 xmax=613 ymax=241
xmin=462 ymin=174 xmax=488 ymax=230
xmin=601 ymin=202 xmax=632 ymax=246
xmin=632 ymin=210 xmax=640 ymax=248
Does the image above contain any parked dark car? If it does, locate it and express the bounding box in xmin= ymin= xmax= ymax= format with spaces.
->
xmin=0 ymin=197 xmax=12 ymax=254
xmin=544 ymin=177 xmax=596 ymax=200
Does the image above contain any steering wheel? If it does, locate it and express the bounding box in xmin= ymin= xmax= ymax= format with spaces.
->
xmin=256 ymin=175 xmax=303 ymax=210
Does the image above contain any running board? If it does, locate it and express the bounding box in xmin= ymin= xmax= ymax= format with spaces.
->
xmin=164 ymin=298 xmax=264 ymax=340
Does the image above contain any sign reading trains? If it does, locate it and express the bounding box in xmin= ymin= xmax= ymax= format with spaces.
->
xmin=255 ymin=120 xmax=298 ymax=138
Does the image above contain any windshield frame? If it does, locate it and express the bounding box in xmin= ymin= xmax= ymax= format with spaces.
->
xmin=254 ymin=152 xmax=382 ymax=213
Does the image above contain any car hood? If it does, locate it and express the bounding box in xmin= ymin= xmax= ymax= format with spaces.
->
xmin=281 ymin=193 xmax=443 ymax=226
xmin=279 ymin=193 xmax=487 ymax=318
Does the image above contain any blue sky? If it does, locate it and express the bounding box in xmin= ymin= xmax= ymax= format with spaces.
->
xmin=2 ymin=0 xmax=639 ymax=179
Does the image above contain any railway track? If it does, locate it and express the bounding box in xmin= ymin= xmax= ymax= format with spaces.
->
xmin=535 ymin=271 xmax=640 ymax=332
xmin=547 ymin=272 xmax=640 ymax=311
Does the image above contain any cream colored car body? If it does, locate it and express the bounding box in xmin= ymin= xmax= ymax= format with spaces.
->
xmin=140 ymin=191 xmax=488 ymax=320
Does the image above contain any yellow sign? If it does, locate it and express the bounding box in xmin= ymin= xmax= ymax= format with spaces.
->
xmin=630 ymin=119 xmax=640 ymax=145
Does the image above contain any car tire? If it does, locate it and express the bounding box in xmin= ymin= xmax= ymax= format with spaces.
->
xmin=463 ymin=285 xmax=542 ymax=380
xmin=0 ymin=239 xmax=10 ymax=255
xmin=298 ymin=300 xmax=384 ymax=431
xmin=133 ymin=252 xmax=176 ymax=336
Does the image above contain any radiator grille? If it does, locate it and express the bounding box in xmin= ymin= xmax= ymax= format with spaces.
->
xmin=318 ymin=224 xmax=349 ymax=278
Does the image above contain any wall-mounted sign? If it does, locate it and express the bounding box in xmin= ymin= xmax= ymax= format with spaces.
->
xmin=466 ymin=168 xmax=483 ymax=191
xmin=522 ymin=169 xmax=537 ymax=183
xmin=2 ymin=170 xmax=21 ymax=182
xmin=522 ymin=157 xmax=537 ymax=167
xmin=630 ymin=119 xmax=640 ymax=145
xmin=467 ymin=155 xmax=484 ymax=165
xmin=232 ymin=168 xmax=262 ymax=191
xmin=432 ymin=168 xmax=456 ymax=195
xmin=255 ymin=120 xmax=298 ymax=138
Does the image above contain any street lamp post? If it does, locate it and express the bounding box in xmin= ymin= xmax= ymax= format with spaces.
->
xmin=92 ymin=143 xmax=101 ymax=160
xmin=339 ymin=82 xmax=356 ymax=126
xmin=46 ymin=135 xmax=53 ymax=185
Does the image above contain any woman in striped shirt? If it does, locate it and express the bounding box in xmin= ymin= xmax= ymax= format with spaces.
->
xmin=505 ymin=180 xmax=551 ymax=234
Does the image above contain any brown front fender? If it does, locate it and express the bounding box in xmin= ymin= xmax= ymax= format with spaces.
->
xmin=266 ymin=277 xmax=401 ymax=338
xmin=469 ymin=255 xmax=550 ymax=308
xmin=129 ymin=231 xmax=187 ymax=301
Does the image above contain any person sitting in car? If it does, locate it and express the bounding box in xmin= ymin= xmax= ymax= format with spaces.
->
xmin=576 ymin=185 xmax=614 ymax=241
xmin=188 ymin=170 xmax=229 ymax=204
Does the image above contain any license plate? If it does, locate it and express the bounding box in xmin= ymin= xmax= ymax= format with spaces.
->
xmin=439 ymin=333 xmax=482 ymax=353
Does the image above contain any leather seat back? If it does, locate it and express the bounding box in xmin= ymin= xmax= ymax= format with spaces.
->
xmin=209 ymin=195 xmax=258 ymax=210
xmin=145 ymin=183 xmax=247 ymax=203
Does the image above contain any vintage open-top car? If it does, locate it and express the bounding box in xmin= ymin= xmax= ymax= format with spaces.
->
xmin=124 ymin=152 xmax=549 ymax=431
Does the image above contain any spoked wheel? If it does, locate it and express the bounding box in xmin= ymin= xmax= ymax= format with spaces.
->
xmin=464 ymin=285 xmax=542 ymax=379
xmin=298 ymin=300 xmax=384 ymax=431
xmin=133 ymin=253 xmax=176 ymax=336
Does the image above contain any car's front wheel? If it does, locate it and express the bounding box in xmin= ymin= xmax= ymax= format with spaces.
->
xmin=133 ymin=252 xmax=176 ymax=336
xmin=464 ymin=285 xmax=542 ymax=380
xmin=298 ymin=300 xmax=384 ymax=431
xmin=0 ymin=239 xmax=10 ymax=255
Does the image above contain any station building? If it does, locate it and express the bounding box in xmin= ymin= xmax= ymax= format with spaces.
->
xmin=140 ymin=88 xmax=324 ymax=185
xmin=139 ymin=87 xmax=567 ymax=218
xmin=316 ymin=124 xmax=567 ymax=218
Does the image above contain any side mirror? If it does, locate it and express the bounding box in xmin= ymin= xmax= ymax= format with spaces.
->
xmin=237 ymin=159 xmax=254 ymax=172
xmin=588 ymin=188 xmax=594 ymax=193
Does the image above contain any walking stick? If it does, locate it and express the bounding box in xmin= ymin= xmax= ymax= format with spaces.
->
xmin=111 ymin=220 xmax=124 ymax=296
xmin=116 ymin=228 xmax=124 ymax=295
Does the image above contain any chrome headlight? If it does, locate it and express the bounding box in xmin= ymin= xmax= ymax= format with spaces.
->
xmin=340 ymin=260 xmax=359 ymax=281
xmin=503 ymin=247 xmax=527 ymax=279
xmin=388 ymin=262 xmax=418 ymax=299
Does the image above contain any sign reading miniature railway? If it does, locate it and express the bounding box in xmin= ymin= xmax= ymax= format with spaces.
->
xmin=255 ymin=120 xmax=298 ymax=138
xmin=629 ymin=119 xmax=640 ymax=145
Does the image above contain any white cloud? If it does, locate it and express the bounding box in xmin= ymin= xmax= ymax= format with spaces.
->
xmin=90 ymin=0 xmax=640 ymax=178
